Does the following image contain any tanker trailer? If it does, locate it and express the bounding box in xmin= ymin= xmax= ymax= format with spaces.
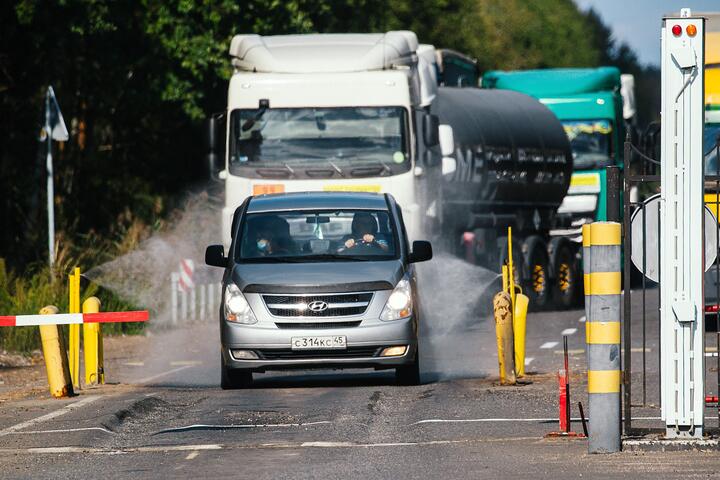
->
xmin=431 ymin=87 xmax=576 ymax=309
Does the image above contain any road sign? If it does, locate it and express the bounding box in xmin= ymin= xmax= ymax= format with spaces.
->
xmin=659 ymin=9 xmax=706 ymax=438
xmin=630 ymin=194 xmax=718 ymax=283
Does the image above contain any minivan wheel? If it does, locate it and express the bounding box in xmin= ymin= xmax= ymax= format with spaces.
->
xmin=396 ymin=355 xmax=421 ymax=386
xmin=221 ymin=358 xmax=253 ymax=390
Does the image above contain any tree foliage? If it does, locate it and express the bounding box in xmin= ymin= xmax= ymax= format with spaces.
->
xmin=0 ymin=0 xmax=657 ymax=271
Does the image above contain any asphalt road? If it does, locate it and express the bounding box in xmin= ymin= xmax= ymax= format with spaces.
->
xmin=2 ymin=279 xmax=720 ymax=478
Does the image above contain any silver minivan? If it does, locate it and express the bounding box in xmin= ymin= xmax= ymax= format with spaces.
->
xmin=205 ymin=192 xmax=432 ymax=388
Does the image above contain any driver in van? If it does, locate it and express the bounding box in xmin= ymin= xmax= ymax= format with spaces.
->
xmin=342 ymin=213 xmax=389 ymax=251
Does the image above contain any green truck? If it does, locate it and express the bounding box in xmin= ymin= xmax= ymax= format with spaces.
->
xmin=482 ymin=67 xmax=630 ymax=230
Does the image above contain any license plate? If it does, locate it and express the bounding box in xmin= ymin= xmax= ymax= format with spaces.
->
xmin=291 ymin=336 xmax=347 ymax=350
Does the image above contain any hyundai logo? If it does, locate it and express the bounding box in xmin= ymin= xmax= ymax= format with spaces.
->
xmin=307 ymin=301 xmax=329 ymax=312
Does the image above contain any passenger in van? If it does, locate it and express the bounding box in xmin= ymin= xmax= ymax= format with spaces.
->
xmin=251 ymin=216 xmax=294 ymax=256
xmin=341 ymin=213 xmax=389 ymax=251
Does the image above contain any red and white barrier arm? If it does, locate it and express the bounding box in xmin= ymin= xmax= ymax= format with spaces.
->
xmin=0 ymin=311 xmax=149 ymax=327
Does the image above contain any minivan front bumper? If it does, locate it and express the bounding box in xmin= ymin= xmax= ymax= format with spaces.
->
xmin=221 ymin=316 xmax=417 ymax=372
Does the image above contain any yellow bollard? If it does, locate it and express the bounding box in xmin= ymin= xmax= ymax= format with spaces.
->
xmin=83 ymin=297 xmax=104 ymax=385
xmin=493 ymin=291 xmax=516 ymax=385
xmin=68 ymin=267 xmax=81 ymax=389
xmin=513 ymin=292 xmax=529 ymax=377
xmin=38 ymin=306 xmax=74 ymax=398
xmin=507 ymin=227 xmax=516 ymax=307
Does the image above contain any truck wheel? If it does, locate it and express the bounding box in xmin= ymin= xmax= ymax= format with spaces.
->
xmin=221 ymin=356 xmax=253 ymax=390
xmin=524 ymin=242 xmax=551 ymax=310
xmin=396 ymin=354 xmax=421 ymax=386
xmin=552 ymin=245 xmax=578 ymax=310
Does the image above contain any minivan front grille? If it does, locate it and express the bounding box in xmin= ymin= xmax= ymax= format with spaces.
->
xmin=275 ymin=321 xmax=362 ymax=329
xmin=263 ymin=292 xmax=372 ymax=317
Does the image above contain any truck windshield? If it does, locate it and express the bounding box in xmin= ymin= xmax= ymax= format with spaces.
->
xmin=236 ymin=209 xmax=398 ymax=263
xmin=706 ymin=124 xmax=720 ymax=175
xmin=562 ymin=120 xmax=613 ymax=170
xmin=229 ymin=107 xmax=410 ymax=178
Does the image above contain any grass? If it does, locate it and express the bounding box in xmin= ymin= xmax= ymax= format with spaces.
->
xmin=0 ymin=230 xmax=151 ymax=353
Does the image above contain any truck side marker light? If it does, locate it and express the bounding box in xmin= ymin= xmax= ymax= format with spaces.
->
xmin=672 ymin=24 xmax=682 ymax=36
xmin=687 ymin=24 xmax=697 ymax=37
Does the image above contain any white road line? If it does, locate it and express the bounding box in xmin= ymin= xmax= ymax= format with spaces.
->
xmin=170 ymin=361 xmax=203 ymax=366
xmin=185 ymin=451 xmax=199 ymax=460
xmin=7 ymin=427 xmax=113 ymax=435
xmin=524 ymin=357 xmax=534 ymax=366
xmin=578 ymin=316 xmax=586 ymax=323
xmin=137 ymin=365 xmax=194 ymax=385
xmin=540 ymin=341 xmax=558 ymax=349
xmin=561 ymin=328 xmax=577 ymax=336
xmin=0 ymin=395 xmax=101 ymax=437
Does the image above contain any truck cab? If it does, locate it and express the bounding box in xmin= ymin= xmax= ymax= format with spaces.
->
xmin=207 ymin=32 xmax=443 ymax=246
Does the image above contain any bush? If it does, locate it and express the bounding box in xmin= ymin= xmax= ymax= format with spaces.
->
xmin=0 ymin=258 xmax=144 ymax=353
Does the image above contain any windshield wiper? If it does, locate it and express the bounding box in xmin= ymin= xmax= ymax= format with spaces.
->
xmin=297 ymin=254 xmax=371 ymax=262
xmin=328 ymin=160 xmax=345 ymax=177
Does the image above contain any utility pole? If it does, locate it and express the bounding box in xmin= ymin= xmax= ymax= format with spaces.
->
xmin=660 ymin=9 xmax=706 ymax=438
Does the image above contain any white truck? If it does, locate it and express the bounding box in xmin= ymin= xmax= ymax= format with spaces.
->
xmin=206 ymin=32 xmax=577 ymax=309
xmin=207 ymin=31 xmax=446 ymax=244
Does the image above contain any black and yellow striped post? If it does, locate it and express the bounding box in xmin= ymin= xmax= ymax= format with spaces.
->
xmin=585 ymin=222 xmax=621 ymax=453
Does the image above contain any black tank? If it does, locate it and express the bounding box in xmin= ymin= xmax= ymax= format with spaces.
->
xmin=431 ymin=87 xmax=573 ymax=232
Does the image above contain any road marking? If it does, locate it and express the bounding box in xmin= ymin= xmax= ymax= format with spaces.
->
xmin=137 ymin=365 xmax=194 ymax=385
xmin=579 ymin=316 xmax=586 ymax=323
xmin=124 ymin=362 xmax=144 ymax=367
xmin=524 ymin=357 xmax=534 ymax=366
xmin=561 ymin=328 xmax=577 ymax=336
xmin=170 ymin=361 xmax=203 ymax=366
xmin=7 ymin=427 xmax=113 ymax=435
xmin=185 ymin=451 xmax=199 ymax=460
xmin=154 ymin=421 xmax=332 ymax=435
xmin=0 ymin=395 xmax=101 ymax=437
xmin=540 ymin=342 xmax=558 ymax=349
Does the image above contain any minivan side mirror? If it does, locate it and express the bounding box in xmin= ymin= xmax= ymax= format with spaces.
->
xmin=205 ymin=244 xmax=227 ymax=268
xmin=408 ymin=240 xmax=433 ymax=263
xmin=423 ymin=113 xmax=439 ymax=147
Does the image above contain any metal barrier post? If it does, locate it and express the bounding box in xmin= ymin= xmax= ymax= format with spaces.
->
xmin=68 ymin=267 xmax=81 ymax=389
xmin=586 ymin=222 xmax=622 ymax=453
xmin=190 ymin=286 xmax=197 ymax=322
xmin=513 ymin=293 xmax=529 ymax=377
xmin=83 ymin=297 xmax=104 ymax=385
xmin=493 ymin=290 xmax=516 ymax=385
xmin=38 ymin=305 xmax=74 ymax=398
xmin=171 ymin=272 xmax=178 ymax=324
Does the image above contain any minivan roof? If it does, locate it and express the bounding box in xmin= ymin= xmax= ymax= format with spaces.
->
xmin=246 ymin=192 xmax=390 ymax=213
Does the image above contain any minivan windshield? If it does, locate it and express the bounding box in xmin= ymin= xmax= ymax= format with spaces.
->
xmin=228 ymin=107 xmax=410 ymax=178
xmin=237 ymin=209 xmax=398 ymax=263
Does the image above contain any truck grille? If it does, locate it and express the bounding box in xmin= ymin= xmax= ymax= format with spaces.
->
xmin=263 ymin=293 xmax=372 ymax=317
xmin=256 ymin=346 xmax=381 ymax=360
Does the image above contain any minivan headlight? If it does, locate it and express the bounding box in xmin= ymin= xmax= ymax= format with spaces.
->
xmin=224 ymin=283 xmax=257 ymax=324
xmin=380 ymin=278 xmax=413 ymax=321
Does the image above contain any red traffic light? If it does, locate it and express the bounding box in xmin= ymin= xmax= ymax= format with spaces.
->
xmin=672 ymin=24 xmax=682 ymax=36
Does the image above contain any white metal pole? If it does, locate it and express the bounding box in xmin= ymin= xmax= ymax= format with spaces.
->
xmin=190 ymin=286 xmax=196 ymax=322
xmin=45 ymin=89 xmax=55 ymax=268
xmin=200 ymin=283 xmax=206 ymax=322
xmin=171 ymin=272 xmax=178 ymax=325
xmin=660 ymin=9 xmax=706 ymax=438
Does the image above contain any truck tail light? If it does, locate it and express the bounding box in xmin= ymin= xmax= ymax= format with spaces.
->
xmin=672 ymin=24 xmax=682 ymax=36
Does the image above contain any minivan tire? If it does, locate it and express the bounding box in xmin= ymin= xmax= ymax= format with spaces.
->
xmin=221 ymin=359 xmax=253 ymax=390
xmin=396 ymin=356 xmax=421 ymax=386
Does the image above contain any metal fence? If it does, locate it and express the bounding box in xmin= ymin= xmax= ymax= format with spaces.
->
xmin=620 ymin=127 xmax=720 ymax=435
xmin=169 ymin=265 xmax=222 ymax=324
